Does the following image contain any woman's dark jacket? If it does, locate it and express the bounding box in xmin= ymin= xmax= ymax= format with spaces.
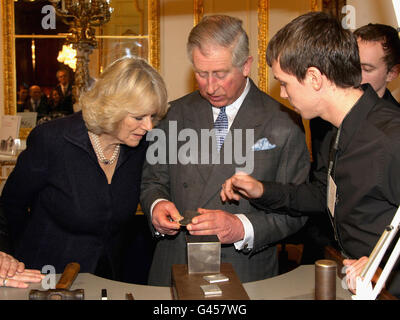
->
xmin=1 ymin=112 xmax=147 ymax=279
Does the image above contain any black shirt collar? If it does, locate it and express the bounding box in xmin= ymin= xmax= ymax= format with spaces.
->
xmin=383 ymin=88 xmax=400 ymax=108
xmin=337 ymin=84 xmax=379 ymax=154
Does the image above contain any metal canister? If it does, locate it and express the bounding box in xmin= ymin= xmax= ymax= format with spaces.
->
xmin=315 ymin=259 xmax=337 ymax=300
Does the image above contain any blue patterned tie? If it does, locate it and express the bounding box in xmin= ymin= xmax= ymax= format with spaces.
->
xmin=214 ymin=106 xmax=228 ymax=152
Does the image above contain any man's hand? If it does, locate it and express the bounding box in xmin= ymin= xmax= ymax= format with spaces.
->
xmin=221 ymin=171 xmax=264 ymax=202
xmin=343 ymin=256 xmax=383 ymax=294
xmin=187 ymin=208 xmax=244 ymax=244
xmin=0 ymin=251 xmax=44 ymax=288
xmin=152 ymin=200 xmax=182 ymax=236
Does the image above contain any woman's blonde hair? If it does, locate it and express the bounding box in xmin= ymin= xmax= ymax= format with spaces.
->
xmin=80 ymin=56 xmax=168 ymax=135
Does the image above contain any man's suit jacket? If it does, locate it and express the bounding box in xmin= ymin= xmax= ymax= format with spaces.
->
xmin=55 ymin=83 xmax=73 ymax=99
xmin=140 ymin=79 xmax=310 ymax=286
xmin=21 ymin=97 xmax=49 ymax=119
xmin=55 ymin=83 xmax=74 ymax=115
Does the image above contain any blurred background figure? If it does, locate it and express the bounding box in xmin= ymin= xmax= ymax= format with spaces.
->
xmin=16 ymin=85 xmax=29 ymax=113
xmin=36 ymin=88 xmax=70 ymax=125
xmin=48 ymin=89 xmax=64 ymax=113
xmin=21 ymin=85 xmax=49 ymax=120
xmin=54 ymin=69 xmax=74 ymax=115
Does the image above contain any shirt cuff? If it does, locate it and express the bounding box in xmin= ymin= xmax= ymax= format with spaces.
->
xmin=150 ymin=198 xmax=169 ymax=237
xmin=150 ymin=198 xmax=169 ymax=217
xmin=234 ymin=214 xmax=254 ymax=251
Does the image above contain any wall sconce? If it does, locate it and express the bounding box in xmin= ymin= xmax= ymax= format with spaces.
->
xmin=31 ymin=39 xmax=36 ymax=72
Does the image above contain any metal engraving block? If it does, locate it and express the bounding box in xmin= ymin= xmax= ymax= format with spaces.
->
xmin=186 ymin=235 xmax=221 ymax=274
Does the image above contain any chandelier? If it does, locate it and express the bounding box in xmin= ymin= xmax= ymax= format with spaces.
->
xmin=57 ymin=44 xmax=77 ymax=71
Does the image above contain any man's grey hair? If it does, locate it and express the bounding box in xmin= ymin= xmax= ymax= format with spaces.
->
xmin=187 ymin=15 xmax=249 ymax=68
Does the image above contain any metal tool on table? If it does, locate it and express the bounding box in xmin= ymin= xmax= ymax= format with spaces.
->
xmin=29 ymin=262 xmax=84 ymax=300
xmin=101 ymin=288 xmax=108 ymax=300
xmin=125 ymin=292 xmax=135 ymax=300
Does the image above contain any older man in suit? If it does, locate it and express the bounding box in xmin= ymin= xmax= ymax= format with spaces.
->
xmin=21 ymin=85 xmax=49 ymax=120
xmin=55 ymin=69 xmax=74 ymax=114
xmin=140 ymin=15 xmax=310 ymax=286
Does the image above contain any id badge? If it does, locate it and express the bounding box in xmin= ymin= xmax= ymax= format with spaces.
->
xmin=327 ymin=175 xmax=337 ymax=218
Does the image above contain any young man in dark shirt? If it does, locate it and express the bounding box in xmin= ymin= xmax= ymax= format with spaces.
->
xmin=311 ymin=23 xmax=400 ymax=165
xmin=303 ymin=23 xmax=400 ymax=272
xmin=221 ymin=12 xmax=400 ymax=297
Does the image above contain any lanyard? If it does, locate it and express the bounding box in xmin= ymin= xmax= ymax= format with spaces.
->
xmin=327 ymin=126 xmax=342 ymax=179
xmin=326 ymin=125 xmax=349 ymax=257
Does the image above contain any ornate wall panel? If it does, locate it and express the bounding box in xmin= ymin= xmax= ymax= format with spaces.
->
xmin=2 ymin=1 xmax=16 ymax=115
xmin=257 ymin=0 xmax=269 ymax=93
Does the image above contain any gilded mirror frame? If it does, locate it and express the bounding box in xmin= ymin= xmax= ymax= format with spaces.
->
xmin=2 ymin=0 xmax=160 ymax=117
xmin=2 ymin=0 xmax=15 ymax=116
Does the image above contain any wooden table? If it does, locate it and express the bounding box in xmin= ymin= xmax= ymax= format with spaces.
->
xmin=0 ymin=265 xmax=352 ymax=300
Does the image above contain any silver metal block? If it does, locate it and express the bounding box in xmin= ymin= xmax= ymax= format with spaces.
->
xmin=186 ymin=235 xmax=221 ymax=274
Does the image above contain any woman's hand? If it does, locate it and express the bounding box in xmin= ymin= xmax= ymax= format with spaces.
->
xmin=0 ymin=251 xmax=44 ymax=288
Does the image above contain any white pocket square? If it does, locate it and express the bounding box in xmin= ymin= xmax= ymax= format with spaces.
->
xmin=251 ymin=137 xmax=276 ymax=151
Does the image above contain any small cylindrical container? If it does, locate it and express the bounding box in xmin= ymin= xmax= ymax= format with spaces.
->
xmin=315 ymin=259 xmax=337 ymax=300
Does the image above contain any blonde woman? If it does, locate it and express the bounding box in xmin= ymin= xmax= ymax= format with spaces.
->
xmin=2 ymin=57 xmax=168 ymax=281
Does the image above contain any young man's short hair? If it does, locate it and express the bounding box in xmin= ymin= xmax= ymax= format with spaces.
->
xmin=266 ymin=11 xmax=362 ymax=88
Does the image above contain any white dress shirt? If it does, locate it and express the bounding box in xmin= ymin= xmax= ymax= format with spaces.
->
xmin=30 ymin=98 xmax=38 ymax=112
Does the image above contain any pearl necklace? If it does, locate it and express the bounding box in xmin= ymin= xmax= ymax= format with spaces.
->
xmin=89 ymin=132 xmax=120 ymax=165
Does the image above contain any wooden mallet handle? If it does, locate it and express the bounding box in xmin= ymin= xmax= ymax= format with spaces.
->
xmin=56 ymin=262 xmax=80 ymax=290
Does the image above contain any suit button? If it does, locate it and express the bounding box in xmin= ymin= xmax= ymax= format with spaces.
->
xmin=183 ymin=182 xmax=188 ymax=188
